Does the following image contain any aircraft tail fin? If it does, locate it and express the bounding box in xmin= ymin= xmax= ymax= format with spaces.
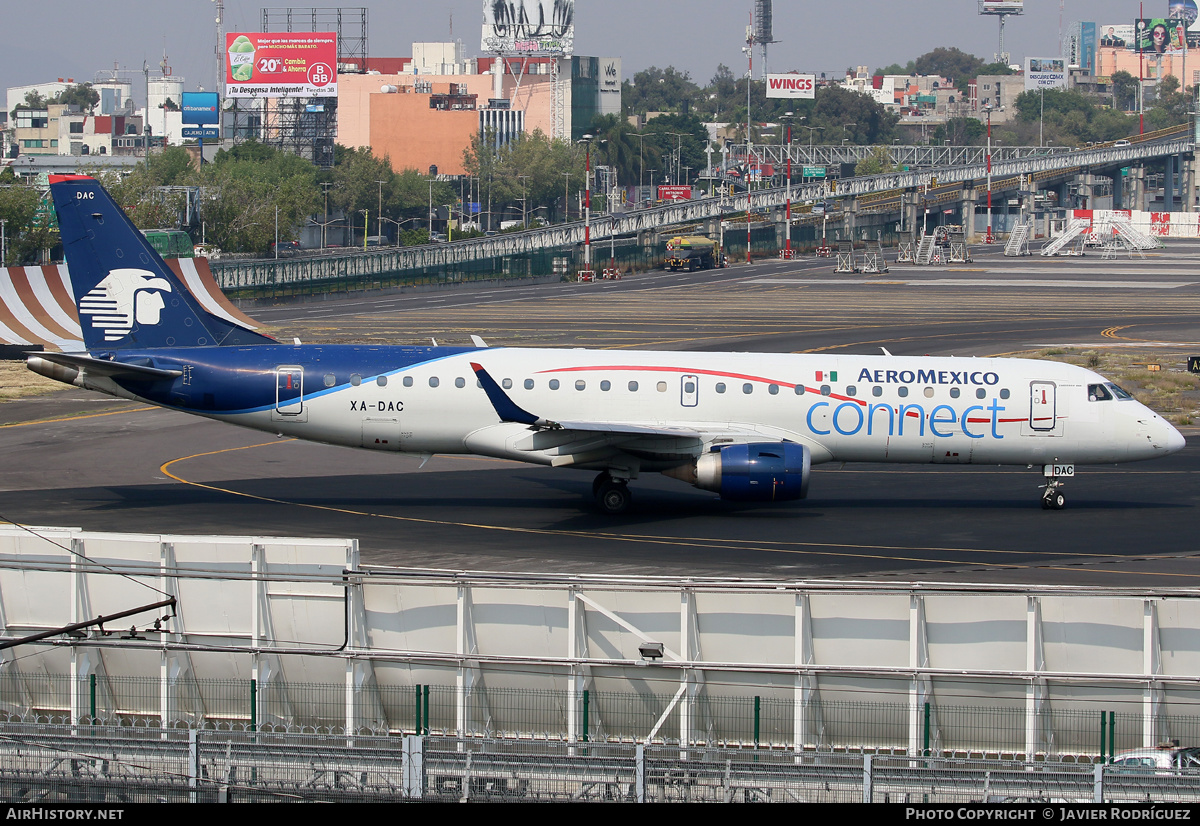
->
xmin=48 ymin=175 xmax=275 ymax=351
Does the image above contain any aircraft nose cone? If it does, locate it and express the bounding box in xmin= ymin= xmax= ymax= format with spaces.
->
xmin=1165 ymin=422 xmax=1186 ymax=455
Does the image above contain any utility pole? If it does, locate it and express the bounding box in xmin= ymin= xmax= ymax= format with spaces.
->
xmin=376 ymin=179 xmax=385 ymax=240
xmin=986 ymin=104 xmax=994 ymax=245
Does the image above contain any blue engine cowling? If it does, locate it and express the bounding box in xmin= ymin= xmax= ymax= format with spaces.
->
xmin=694 ymin=442 xmax=811 ymax=502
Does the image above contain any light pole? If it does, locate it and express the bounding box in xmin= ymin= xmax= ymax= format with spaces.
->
xmin=843 ymin=122 xmax=857 ymax=143
xmin=561 ymin=172 xmax=572 ymax=221
xmin=376 ymin=179 xmax=386 ymax=239
xmin=782 ymin=111 xmax=794 ymax=256
xmin=580 ymin=134 xmax=594 ymax=272
xmin=517 ymin=175 xmax=530 ymax=227
xmin=319 ymin=182 xmax=333 ymax=249
xmin=985 ymin=104 xmax=994 ymax=245
xmin=428 ymin=178 xmax=434 ymax=234
xmin=0 ymin=219 xmax=6 ymax=266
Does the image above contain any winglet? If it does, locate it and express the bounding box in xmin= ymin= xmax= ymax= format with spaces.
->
xmin=470 ymin=362 xmax=551 ymax=427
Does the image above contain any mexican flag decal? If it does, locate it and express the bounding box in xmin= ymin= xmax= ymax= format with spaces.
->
xmin=815 ymin=370 xmax=837 ymax=382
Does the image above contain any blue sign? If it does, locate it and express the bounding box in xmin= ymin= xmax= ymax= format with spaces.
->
xmin=181 ymin=92 xmax=220 ymax=125
xmin=182 ymin=127 xmax=221 ymax=139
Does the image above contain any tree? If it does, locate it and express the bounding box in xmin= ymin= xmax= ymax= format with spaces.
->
xmin=642 ymin=112 xmax=708 ymax=184
xmin=11 ymin=91 xmax=47 ymax=119
xmin=1111 ymin=71 xmax=1140 ymax=112
xmin=622 ymin=66 xmax=701 ymax=116
xmin=809 ymin=86 xmax=899 ymax=145
xmin=0 ymin=183 xmax=55 ymax=265
xmin=55 ymin=83 xmax=100 ymax=113
xmin=913 ymin=47 xmax=984 ymax=85
xmin=855 ymin=146 xmax=895 ymax=177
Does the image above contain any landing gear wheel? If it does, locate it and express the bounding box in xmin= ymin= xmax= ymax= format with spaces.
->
xmin=592 ymin=472 xmax=611 ymax=497
xmin=595 ymin=479 xmax=632 ymax=514
xmin=1040 ymin=481 xmax=1066 ymax=510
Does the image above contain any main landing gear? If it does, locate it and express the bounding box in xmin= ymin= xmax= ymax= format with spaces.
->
xmin=593 ymin=472 xmax=632 ymax=514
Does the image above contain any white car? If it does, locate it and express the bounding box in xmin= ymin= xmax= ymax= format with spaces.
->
xmin=1114 ymin=139 xmax=1131 ymax=148
xmin=1111 ymin=747 xmax=1200 ymax=770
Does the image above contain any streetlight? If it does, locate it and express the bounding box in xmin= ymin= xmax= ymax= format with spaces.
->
xmin=842 ymin=122 xmax=857 ymax=143
xmin=782 ymin=111 xmax=794 ymax=256
xmin=561 ymin=172 xmax=572 ymax=221
xmin=517 ymin=175 xmax=530 ymax=227
xmin=579 ymin=134 xmax=595 ymax=273
xmin=985 ymin=104 xmax=994 ymax=245
xmin=376 ymin=179 xmax=386 ymax=240
xmin=319 ymin=182 xmax=333 ymax=249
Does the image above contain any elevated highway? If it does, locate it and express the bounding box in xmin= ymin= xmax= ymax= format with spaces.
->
xmin=211 ymin=125 xmax=1196 ymax=288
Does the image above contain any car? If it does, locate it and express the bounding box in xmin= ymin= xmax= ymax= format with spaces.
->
xmin=1114 ymin=139 xmax=1131 ymax=148
xmin=1111 ymin=746 xmax=1200 ymax=771
xmin=269 ymin=240 xmax=301 ymax=257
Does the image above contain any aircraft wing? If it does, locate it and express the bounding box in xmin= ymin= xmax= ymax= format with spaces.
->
xmin=468 ymin=361 xmax=771 ymax=464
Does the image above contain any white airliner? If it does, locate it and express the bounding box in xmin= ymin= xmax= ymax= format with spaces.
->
xmin=27 ymin=175 xmax=1185 ymax=513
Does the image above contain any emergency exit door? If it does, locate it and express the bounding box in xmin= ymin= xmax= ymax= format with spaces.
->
xmin=1029 ymin=381 xmax=1057 ymax=432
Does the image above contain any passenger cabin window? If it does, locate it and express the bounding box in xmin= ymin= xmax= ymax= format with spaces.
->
xmin=949 ymin=387 xmax=960 ymax=399
xmin=350 ymin=374 xmax=362 ymax=386
xmin=549 ymin=379 xmax=560 ymax=390
xmin=872 ymin=386 xmax=883 ymax=397
xmin=845 ymin=386 xmax=856 ymax=397
xmin=455 ymin=377 xmax=466 ymax=388
xmin=575 ymin=380 xmax=586 ymax=391
xmin=1000 ymin=389 xmax=1010 ymax=399
xmin=628 ymin=381 xmax=638 ymax=391
xmin=768 ymin=384 xmax=779 ymax=395
xmin=923 ymin=387 xmax=934 ymax=398
xmin=1088 ymin=384 xmax=1112 ymax=402
xmin=657 ymin=381 xmax=667 ymax=392
xmin=502 ymin=378 xmax=512 ymax=389
xmin=324 ymin=373 xmax=336 ymax=387
xmin=601 ymin=380 xmax=611 ymax=391
xmin=378 ymin=376 xmax=389 ymax=387
xmin=820 ymin=385 xmax=831 ymax=396
xmin=429 ymin=377 xmax=439 ymax=388
xmin=525 ymin=379 xmax=534 ymax=390
xmin=794 ymin=384 xmax=806 ymax=395
xmin=403 ymin=376 xmax=413 ymax=387
xmin=976 ymin=388 xmax=986 ymax=399
xmin=742 ymin=383 xmax=753 ymax=395
xmin=685 ymin=380 xmax=697 ymax=394
xmin=897 ymin=386 xmax=909 ymax=398
xmin=716 ymin=382 xmax=726 ymax=394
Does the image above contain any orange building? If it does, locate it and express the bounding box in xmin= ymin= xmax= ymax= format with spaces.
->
xmin=337 ymin=63 xmax=559 ymax=175
xmin=367 ymin=85 xmax=480 ymax=176
xmin=1096 ymin=46 xmax=1199 ymax=87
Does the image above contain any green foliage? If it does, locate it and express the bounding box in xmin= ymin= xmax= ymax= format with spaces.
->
xmin=0 ymin=183 xmax=55 ymax=265
xmin=809 ymin=86 xmax=899 ymax=145
xmin=622 ymin=66 xmax=701 ymax=116
xmin=1111 ymin=71 xmax=1139 ymax=112
xmin=56 ymin=83 xmax=99 ymax=113
xmin=463 ymin=128 xmax=584 ymax=226
xmin=855 ymin=146 xmax=895 ymax=177
xmin=875 ymin=62 xmax=916 ymax=77
xmin=914 ymin=47 xmax=984 ymax=84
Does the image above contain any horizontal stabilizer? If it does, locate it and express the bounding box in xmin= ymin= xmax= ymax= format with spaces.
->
xmin=31 ymin=351 xmax=182 ymax=381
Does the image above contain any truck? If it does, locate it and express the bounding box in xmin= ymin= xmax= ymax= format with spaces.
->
xmin=663 ymin=235 xmax=724 ymax=271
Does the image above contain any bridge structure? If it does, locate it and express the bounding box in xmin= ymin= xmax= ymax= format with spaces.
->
xmin=210 ymin=125 xmax=1197 ymax=290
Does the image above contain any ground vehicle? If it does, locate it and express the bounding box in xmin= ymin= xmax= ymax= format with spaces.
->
xmin=663 ymin=235 xmax=722 ymax=271
xmin=141 ymin=229 xmax=194 ymax=259
xmin=269 ymin=240 xmax=300 ymax=257
xmin=1111 ymin=747 xmax=1200 ymax=770
xmin=1114 ymin=139 xmax=1131 ymax=148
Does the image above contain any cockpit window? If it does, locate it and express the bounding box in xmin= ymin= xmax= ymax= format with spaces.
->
xmin=1088 ymin=384 xmax=1112 ymax=402
xmin=1106 ymin=382 xmax=1133 ymax=400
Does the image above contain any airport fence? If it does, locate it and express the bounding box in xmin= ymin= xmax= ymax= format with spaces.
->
xmin=207 ymin=223 xmax=910 ymax=300
xmin=3 ymin=673 xmax=1197 ymax=762
xmin=2 ymin=723 xmax=1199 ymax=803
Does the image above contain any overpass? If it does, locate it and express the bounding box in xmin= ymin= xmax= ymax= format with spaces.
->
xmin=207 ymin=124 xmax=1195 ymax=289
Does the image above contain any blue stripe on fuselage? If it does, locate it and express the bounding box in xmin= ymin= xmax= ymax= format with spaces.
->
xmin=102 ymin=345 xmax=481 ymax=414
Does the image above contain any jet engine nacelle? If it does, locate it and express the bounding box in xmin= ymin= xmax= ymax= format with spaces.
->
xmin=694 ymin=442 xmax=811 ymax=502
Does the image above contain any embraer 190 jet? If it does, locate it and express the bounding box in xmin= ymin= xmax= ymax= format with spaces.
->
xmin=27 ymin=175 xmax=1185 ymax=513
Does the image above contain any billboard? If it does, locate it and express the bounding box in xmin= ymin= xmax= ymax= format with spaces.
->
xmin=225 ymin=32 xmax=338 ymax=98
xmin=482 ymin=0 xmax=575 ymax=55
xmin=1169 ymin=1 xmax=1198 ymax=25
xmin=1099 ymin=23 xmax=1135 ymax=47
xmin=180 ymin=92 xmax=219 ymax=125
xmin=1025 ymin=57 xmax=1067 ymax=90
xmin=980 ymin=1 xmax=1024 ymax=12
xmin=1135 ymin=18 xmax=1188 ymax=53
xmin=657 ymin=185 xmax=692 ymax=201
xmin=766 ymin=73 xmax=816 ymax=99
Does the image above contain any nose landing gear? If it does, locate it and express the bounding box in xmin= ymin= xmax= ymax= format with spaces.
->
xmin=1040 ymin=480 xmax=1066 ymax=510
